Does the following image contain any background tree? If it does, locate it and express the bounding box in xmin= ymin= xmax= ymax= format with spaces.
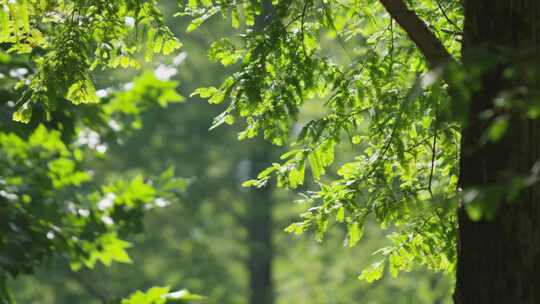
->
xmin=245 ymin=2 xmax=277 ymax=303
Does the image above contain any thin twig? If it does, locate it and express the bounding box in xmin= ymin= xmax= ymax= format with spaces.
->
xmin=434 ymin=0 xmax=461 ymax=32
xmin=388 ymin=18 xmax=394 ymax=77
xmin=428 ymin=130 xmax=438 ymax=198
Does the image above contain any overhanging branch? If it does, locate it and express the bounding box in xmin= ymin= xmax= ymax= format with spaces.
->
xmin=379 ymin=0 xmax=456 ymax=67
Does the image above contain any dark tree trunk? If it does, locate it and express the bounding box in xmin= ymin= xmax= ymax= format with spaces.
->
xmin=246 ymin=140 xmax=275 ymax=304
xmin=245 ymin=3 xmax=276 ymax=304
xmin=455 ymin=1 xmax=540 ymax=303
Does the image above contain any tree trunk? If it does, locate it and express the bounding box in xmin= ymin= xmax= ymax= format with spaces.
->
xmin=455 ymin=1 xmax=540 ymax=303
xmin=245 ymin=3 xmax=276 ymax=304
xmin=245 ymin=139 xmax=275 ymax=304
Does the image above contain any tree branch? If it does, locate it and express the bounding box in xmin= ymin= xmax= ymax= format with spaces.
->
xmin=379 ymin=0 xmax=456 ymax=67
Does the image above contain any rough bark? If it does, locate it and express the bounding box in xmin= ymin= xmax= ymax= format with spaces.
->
xmin=455 ymin=1 xmax=540 ymax=303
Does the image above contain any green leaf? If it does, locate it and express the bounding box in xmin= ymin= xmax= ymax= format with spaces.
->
xmin=284 ymin=221 xmax=310 ymax=235
xmin=487 ymin=116 xmax=509 ymax=142
xmin=66 ymin=79 xmax=99 ymax=105
xmin=191 ymin=87 xmax=224 ymax=104
xmin=358 ymin=261 xmax=385 ymax=283
xmin=288 ymin=165 xmax=305 ymax=188
xmin=121 ymin=286 xmax=170 ymax=304
xmin=12 ymin=102 xmax=32 ymax=123
xmin=336 ymin=206 xmax=345 ymax=223
xmin=0 ymin=9 xmax=9 ymax=42
xmin=388 ymin=252 xmax=413 ymax=278
xmin=346 ymin=222 xmax=363 ymax=247
xmin=308 ymin=140 xmax=335 ymax=180
xmin=82 ymin=233 xmax=133 ymax=269
xmin=224 ymin=114 xmax=235 ymax=125
xmin=231 ymin=8 xmax=240 ymax=28
xmin=163 ymin=39 xmax=182 ymax=55
xmin=308 ymin=152 xmax=323 ymax=180
xmin=186 ymin=7 xmax=219 ymax=33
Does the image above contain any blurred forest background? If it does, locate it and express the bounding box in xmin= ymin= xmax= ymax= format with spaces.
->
xmin=9 ymin=0 xmax=452 ymax=303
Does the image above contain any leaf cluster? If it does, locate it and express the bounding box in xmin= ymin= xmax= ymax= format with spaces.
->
xmin=185 ymin=0 xmax=463 ymax=281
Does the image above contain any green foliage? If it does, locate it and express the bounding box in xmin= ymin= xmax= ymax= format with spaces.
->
xmin=0 ymin=125 xmax=185 ymax=281
xmin=122 ymin=286 xmax=171 ymax=304
xmin=0 ymin=125 xmax=90 ymax=277
xmin=4 ymin=3 xmax=455 ymax=302
xmin=1 ymin=0 xmax=181 ymax=122
xmin=358 ymin=261 xmax=385 ymax=283
xmin=184 ymin=0 xmax=463 ymax=281
xmin=103 ymin=71 xmax=184 ymax=130
xmin=0 ymin=0 xmax=466 ymax=302
xmin=0 ymin=4 xmax=187 ymax=297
